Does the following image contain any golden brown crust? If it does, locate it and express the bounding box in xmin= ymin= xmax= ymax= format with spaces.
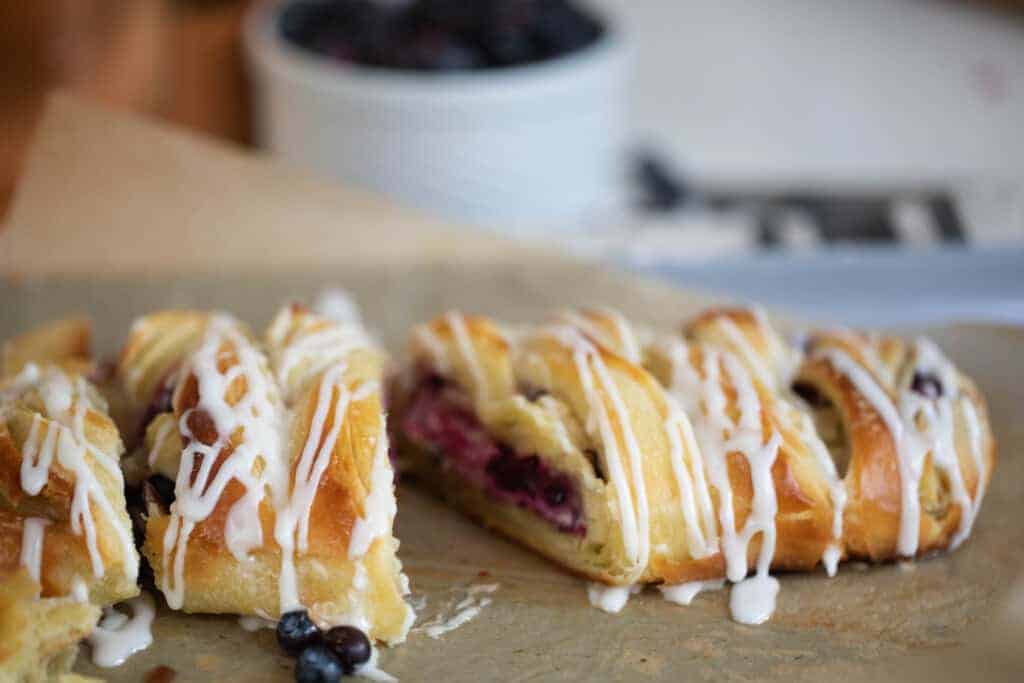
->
xmin=794 ymin=331 xmax=996 ymax=561
xmin=398 ymin=311 xmax=722 ymax=586
xmin=134 ymin=307 xmax=412 ymax=644
xmin=398 ymin=306 xmax=995 ymax=594
xmin=1 ymin=318 xmax=93 ymax=380
xmin=0 ymin=570 xmax=100 ymax=683
xmin=0 ymin=338 xmax=139 ymax=608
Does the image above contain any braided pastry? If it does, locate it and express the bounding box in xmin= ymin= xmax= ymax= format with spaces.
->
xmin=119 ymin=305 xmax=413 ymax=644
xmin=392 ymin=308 xmax=994 ymax=623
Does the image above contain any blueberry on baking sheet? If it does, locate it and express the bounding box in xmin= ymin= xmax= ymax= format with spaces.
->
xmin=323 ymin=626 xmax=372 ymax=674
xmin=295 ymin=644 xmax=346 ymax=683
xmin=278 ymin=610 xmax=322 ymax=656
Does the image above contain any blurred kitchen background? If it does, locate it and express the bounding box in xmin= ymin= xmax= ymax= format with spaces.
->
xmin=2 ymin=0 xmax=1023 ymax=326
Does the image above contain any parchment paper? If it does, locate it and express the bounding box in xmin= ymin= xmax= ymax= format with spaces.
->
xmin=1 ymin=95 xmax=1021 ymax=681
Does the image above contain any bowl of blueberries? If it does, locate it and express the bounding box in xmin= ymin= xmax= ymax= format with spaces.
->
xmin=244 ymin=0 xmax=628 ymax=228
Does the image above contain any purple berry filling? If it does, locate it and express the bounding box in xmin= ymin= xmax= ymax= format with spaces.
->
xmin=401 ymin=376 xmax=586 ymax=536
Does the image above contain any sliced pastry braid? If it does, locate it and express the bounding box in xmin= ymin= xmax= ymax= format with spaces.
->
xmin=394 ymin=312 xmax=722 ymax=586
xmin=0 ymin=320 xmax=139 ymax=608
xmin=393 ymin=307 xmax=995 ymax=623
xmin=793 ymin=329 xmax=995 ymax=561
xmin=119 ymin=306 xmax=413 ymax=644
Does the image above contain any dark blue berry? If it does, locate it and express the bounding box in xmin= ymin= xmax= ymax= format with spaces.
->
xmin=322 ymin=626 xmax=371 ymax=673
xmin=278 ymin=610 xmax=321 ymax=656
xmin=295 ymin=644 xmax=345 ymax=683
xmin=911 ymin=371 xmax=943 ymax=399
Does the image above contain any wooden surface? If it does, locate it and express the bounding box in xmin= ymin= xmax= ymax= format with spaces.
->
xmin=0 ymin=94 xmax=561 ymax=275
xmin=0 ymin=0 xmax=253 ymax=220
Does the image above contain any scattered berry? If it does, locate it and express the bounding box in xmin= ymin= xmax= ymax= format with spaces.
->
xmin=295 ymin=644 xmax=345 ymax=683
xmin=322 ymin=626 xmax=371 ymax=673
xmin=277 ymin=610 xmax=321 ymax=656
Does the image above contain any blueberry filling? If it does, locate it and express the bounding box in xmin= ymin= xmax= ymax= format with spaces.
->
xmin=911 ymin=371 xmax=943 ymax=399
xmin=401 ymin=376 xmax=586 ymax=535
xmin=792 ymin=381 xmax=829 ymax=408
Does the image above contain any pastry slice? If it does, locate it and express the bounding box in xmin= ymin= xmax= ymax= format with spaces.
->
xmin=0 ymin=569 xmax=101 ymax=682
xmin=0 ymin=320 xmax=140 ymax=607
xmin=793 ymin=329 xmax=995 ymax=560
xmin=639 ymin=308 xmax=845 ymax=578
xmin=120 ymin=306 xmax=413 ymax=644
xmin=392 ymin=311 xmax=720 ymax=590
xmin=0 ymin=320 xmax=139 ymax=679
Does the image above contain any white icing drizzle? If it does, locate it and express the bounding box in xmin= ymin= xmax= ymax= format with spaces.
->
xmin=659 ymin=578 xmax=724 ymax=606
xmin=147 ymin=418 xmax=174 ymax=467
xmin=124 ymin=321 xmax=205 ymax=403
xmin=313 ymin=288 xmax=364 ymax=326
xmin=267 ymin=307 xmax=373 ymax=401
xmin=15 ymin=370 xmax=137 ymax=584
xmin=729 ymin=573 xmax=780 ymax=625
xmin=160 ymin=309 xmax=402 ymax=632
xmin=955 ymin=396 xmax=989 ymax=547
xmin=557 ymin=309 xmax=642 ymax=365
xmin=797 ymin=411 xmax=846 ymax=576
xmin=818 ymin=338 xmax=982 ymax=557
xmin=544 ymin=325 xmax=651 ymax=580
xmin=714 ymin=316 xmax=776 ymax=391
xmin=663 ymin=396 xmax=717 ymax=559
xmin=413 ymin=326 xmax=451 ymax=374
xmin=87 ymin=594 xmax=156 ymax=668
xmin=275 ymin=363 xmax=354 ymax=613
xmin=19 ymin=517 xmax=50 ymax=585
xmin=445 ymin=312 xmax=490 ymax=406
xmin=416 ymin=583 xmax=499 ymax=638
xmin=586 ymin=583 xmax=640 ymax=614
xmin=600 ymin=308 xmax=643 ymax=365
xmin=348 ymin=419 xmax=396 ymax=559
xmin=161 ymin=315 xmax=287 ymax=609
xmin=238 ymin=614 xmax=277 ymax=631
xmin=356 ymin=647 xmax=398 ymax=682
xmin=71 ymin=576 xmax=89 ymax=602
xmin=663 ymin=340 xmax=783 ymax=623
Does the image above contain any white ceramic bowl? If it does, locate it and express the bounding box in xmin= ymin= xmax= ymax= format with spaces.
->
xmin=243 ymin=0 xmax=629 ymax=230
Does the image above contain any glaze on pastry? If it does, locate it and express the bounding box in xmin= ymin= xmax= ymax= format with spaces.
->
xmin=0 ymin=320 xmax=141 ymax=680
xmin=0 ymin=569 xmax=102 ymax=682
xmin=118 ymin=306 xmax=413 ymax=644
xmin=392 ymin=308 xmax=995 ymax=623
xmin=0 ymin=320 xmax=140 ymax=607
xmin=792 ymin=329 xmax=995 ymax=561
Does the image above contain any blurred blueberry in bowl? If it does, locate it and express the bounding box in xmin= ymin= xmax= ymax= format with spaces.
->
xmin=244 ymin=0 xmax=628 ymax=229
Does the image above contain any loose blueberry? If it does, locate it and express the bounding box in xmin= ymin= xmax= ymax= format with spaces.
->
xmin=322 ymin=626 xmax=372 ymax=673
xmin=911 ymin=371 xmax=943 ymax=399
xmin=278 ymin=610 xmax=321 ymax=656
xmin=295 ymin=644 xmax=345 ymax=683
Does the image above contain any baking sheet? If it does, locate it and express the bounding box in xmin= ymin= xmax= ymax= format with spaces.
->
xmin=1 ymin=96 xmax=1022 ymax=681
